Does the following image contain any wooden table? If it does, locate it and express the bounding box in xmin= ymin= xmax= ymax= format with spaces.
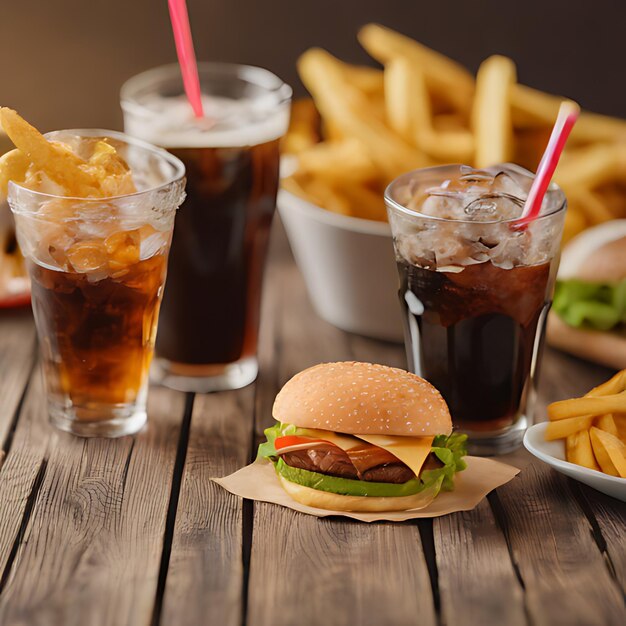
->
xmin=0 ymin=223 xmax=624 ymax=626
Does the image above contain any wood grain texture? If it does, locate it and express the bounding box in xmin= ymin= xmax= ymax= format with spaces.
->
xmin=576 ymin=484 xmax=626 ymax=591
xmin=0 ymin=385 xmax=185 ymax=626
xmin=0 ymin=368 xmax=49 ymax=578
xmin=493 ymin=461 xmax=625 ymax=626
xmin=248 ymin=508 xmax=436 ymax=626
xmin=434 ymin=499 xmax=526 ymax=626
xmin=160 ymin=388 xmax=254 ymax=626
xmin=0 ymin=311 xmax=36 ymax=448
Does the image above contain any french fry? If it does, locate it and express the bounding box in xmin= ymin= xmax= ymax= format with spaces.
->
xmin=555 ymin=143 xmax=626 ymax=190
xmin=595 ymin=414 xmax=619 ymax=437
xmin=0 ymin=148 xmax=30 ymax=196
xmin=613 ymin=413 xmax=626 ymax=443
xmin=384 ymin=56 xmax=431 ymax=139
xmin=335 ymin=183 xmax=387 ymax=222
xmin=566 ymin=430 xmax=600 ymax=471
xmin=338 ymin=63 xmax=384 ymax=96
xmin=358 ymin=23 xmax=474 ymax=115
xmin=298 ymin=48 xmax=428 ymax=177
xmin=296 ymin=140 xmax=378 ymax=184
xmin=286 ymin=173 xmax=352 ymax=216
xmin=418 ymin=130 xmax=475 ymax=164
xmin=511 ymin=83 xmax=626 ymax=143
xmin=588 ymin=369 xmax=626 ymax=396
xmin=383 ymin=57 xmax=474 ymax=163
xmin=545 ymin=415 xmax=594 ymax=440
xmin=548 ymin=391 xmax=626 ymax=420
xmin=589 ymin=427 xmax=626 ymax=477
xmin=472 ymin=55 xmax=516 ymax=168
xmin=0 ymin=107 xmax=100 ymax=196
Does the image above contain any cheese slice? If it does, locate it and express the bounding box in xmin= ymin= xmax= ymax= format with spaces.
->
xmin=353 ymin=434 xmax=434 ymax=477
xmin=295 ymin=428 xmax=362 ymax=451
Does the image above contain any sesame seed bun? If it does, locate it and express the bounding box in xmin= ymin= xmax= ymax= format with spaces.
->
xmin=278 ymin=475 xmax=438 ymax=512
xmin=559 ymin=220 xmax=626 ymax=283
xmin=272 ymin=362 xmax=452 ymax=436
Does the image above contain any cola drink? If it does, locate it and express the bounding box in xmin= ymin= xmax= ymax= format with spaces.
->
xmin=155 ymin=139 xmax=280 ymax=371
xmin=8 ymin=130 xmax=185 ymax=437
xmin=121 ymin=63 xmax=291 ymax=392
xmin=386 ymin=164 xmax=566 ymax=454
xmin=30 ymin=251 xmax=167 ymax=411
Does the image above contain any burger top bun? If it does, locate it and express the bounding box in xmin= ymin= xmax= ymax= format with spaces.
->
xmin=559 ymin=220 xmax=626 ymax=283
xmin=273 ymin=362 xmax=452 ymax=437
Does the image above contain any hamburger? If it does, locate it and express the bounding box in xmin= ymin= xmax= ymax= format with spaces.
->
xmin=258 ymin=361 xmax=467 ymax=512
xmin=548 ymin=220 xmax=626 ymax=369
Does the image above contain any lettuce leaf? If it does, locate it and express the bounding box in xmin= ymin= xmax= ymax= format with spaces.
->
xmin=427 ymin=432 xmax=468 ymax=492
xmin=256 ymin=422 xmax=295 ymax=460
xmin=553 ymin=279 xmax=626 ymax=331
xmin=258 ymin=425 xmax=468 ymax=497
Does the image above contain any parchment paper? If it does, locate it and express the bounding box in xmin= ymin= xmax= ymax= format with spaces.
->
xmin=212 ymin=456 xmax=520 ymax=522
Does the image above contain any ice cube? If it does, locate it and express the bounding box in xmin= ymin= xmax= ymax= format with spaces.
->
xmin=105 ymin=229 xmax=141 ymax=270
xmin=489 ymin=170 xmax=528 ymax=201
xmin=67 ymin=240 xmax=108 ymax=273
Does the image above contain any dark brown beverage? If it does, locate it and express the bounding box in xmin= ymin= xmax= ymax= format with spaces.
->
xmin=29 ymin=253 xmax=167 ymax=412
xmin=155 ymin=139 xmax=280 ymax=370
xmin=399 ymin=260 xmax=554 ymax=432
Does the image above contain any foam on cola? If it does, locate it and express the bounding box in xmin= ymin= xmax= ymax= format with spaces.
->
xmin=123 ymin=86 xmax=289 ymax=387
xmin=387 ymin=164 xmax=566 ymax=453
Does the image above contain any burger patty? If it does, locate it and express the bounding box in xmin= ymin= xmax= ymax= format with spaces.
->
xmin=279 ymin=443 xmax=428 ymax=484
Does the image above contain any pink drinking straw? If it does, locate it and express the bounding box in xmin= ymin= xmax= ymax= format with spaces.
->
xmin=168 ymin=0 xmax=204 ymax=118
xmin=514 ymin=101 xmax=580 ymax=229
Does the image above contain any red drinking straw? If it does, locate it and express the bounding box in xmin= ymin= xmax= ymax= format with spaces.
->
xmin=168 ymin=0 xmax=204 ymax=118
xmin=514 ymin=101 xmax=580 ymax=229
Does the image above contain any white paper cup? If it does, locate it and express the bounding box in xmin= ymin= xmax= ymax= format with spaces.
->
xmin=277 ymin=188 xmax=403 ymax=342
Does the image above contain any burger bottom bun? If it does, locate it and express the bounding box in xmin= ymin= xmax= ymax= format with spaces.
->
xmin=547 ymin=312 xmax=626 ymax=370
xmin=278 ymin=475 xmax=437 ymax=513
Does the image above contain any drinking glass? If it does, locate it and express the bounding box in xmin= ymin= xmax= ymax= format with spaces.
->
xmin=121 ymin=63 xmax=291 ymax=392
xmin=385 ymin=164 xmax=566 ymax=454
xmin=8 ymin=130 xmax=186 ymax=437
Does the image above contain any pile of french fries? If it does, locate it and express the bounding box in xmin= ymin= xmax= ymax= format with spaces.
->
xmin=546 ymin=370 xmax=626 ymax=477
xmin=284 ymin=24 xmax=626 ymax=240
xmin=0 ymin=127 xmax=28 ymax=300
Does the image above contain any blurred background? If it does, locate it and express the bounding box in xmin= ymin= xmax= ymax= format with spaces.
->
xmin=0 ymin=0 xmax=624 ymax=132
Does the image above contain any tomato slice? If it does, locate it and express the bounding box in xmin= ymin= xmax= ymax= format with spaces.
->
xmin=274 ymin=435 xmax=330 ymax=451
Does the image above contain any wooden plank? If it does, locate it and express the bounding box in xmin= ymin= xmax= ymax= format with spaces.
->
xmin=493 ymin=461 xmax=624 ymax=625
xmin=249 ymin=509 xmax=436 ymax=626
xmin=576 ymin=484 xmax=626 ymax=591
xmin=0 ymin=368 xmax=49 ymax=578
xmin=434 ymin=500 xmax=526 ymax=626
xmin=0 ymin=311 xmax=36 ymax=447
xmin=160 ymin=388 xmax=254 ymax=626
xmin=248 ymin=238 xmax=436 ymax=626
xmin=0 ymin=385 xmax=185 ymax=626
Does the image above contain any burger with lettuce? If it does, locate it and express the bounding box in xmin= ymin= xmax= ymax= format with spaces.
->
xmin=548 ymin=220 xmax=626 ymax=369
xmin=258 ymin=361 xmax=467 ymax=512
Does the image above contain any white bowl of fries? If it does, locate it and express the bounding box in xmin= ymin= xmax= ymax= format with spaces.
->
xmin=277 ymin=186 xmax=403 ymax=342
xmin=524 ymin=369 xmax=626 ymax=501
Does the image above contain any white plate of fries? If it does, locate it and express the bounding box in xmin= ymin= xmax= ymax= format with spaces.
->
xmin=524 ymin=370 xmax=626 ymax=501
